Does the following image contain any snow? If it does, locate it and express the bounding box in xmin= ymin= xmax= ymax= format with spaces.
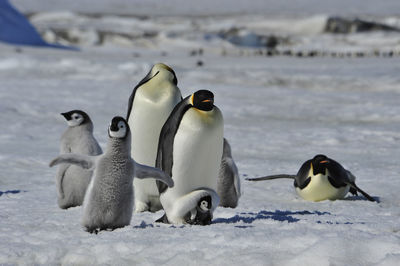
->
xmin=1 ymin=0 xmax=400 ymax=265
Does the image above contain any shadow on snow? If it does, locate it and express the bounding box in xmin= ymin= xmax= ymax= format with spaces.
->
xmin=0 ymin=190 xmax=24 ymax=197
xmin=213 ymin=210 xmax=331 ymax=224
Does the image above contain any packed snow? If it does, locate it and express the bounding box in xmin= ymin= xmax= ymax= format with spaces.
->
xmin=1 ymin=0 xmax=400 ymax=265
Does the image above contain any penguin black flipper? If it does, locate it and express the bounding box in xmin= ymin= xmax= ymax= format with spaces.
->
xmin=294 ymin=158 xmax=314 ymax=189
xmin=155 ymin=95 xmax=192 ymax=193
xmin=246 ymin=174 xmax=296 ymax=181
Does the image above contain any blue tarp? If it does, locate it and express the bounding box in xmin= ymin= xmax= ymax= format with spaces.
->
xmin=0 ymin=0 xmax=77 ymax=50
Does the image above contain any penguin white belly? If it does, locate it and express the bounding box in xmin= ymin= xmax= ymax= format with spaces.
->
xmin=165 ymin=107 xmax=224 ymax=205
xmin=129 ymin=86 xmax=180 ymax=211
xmin=296 ymin=174 xmax=350 ymax=202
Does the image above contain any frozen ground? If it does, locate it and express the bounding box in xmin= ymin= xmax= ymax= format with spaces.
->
xmin=1 ymin=1 xmax=400 ymax=265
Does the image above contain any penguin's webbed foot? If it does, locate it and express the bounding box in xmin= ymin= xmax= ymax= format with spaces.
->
xmin=349 ymin=187 xmax=358 ymax=196
xmin=86 ymin=227 xmax=100 ymax=234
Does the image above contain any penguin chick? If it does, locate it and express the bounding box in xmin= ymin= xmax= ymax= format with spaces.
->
xmin=56 ymin=110 xmax=102 ymax=209
xmin=126 ymin=63 xmax=182 ymax=213
xmin=50 ymin=116 xmax=173 ymax=233
xmin=246 ymin=154 xmax=376 ymax=202
xmin=217 ymin=138 xmax=241 ymax=208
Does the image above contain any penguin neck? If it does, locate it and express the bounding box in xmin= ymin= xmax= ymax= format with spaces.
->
xmin=106 ymin=136 xmax=131 ymax=158
xmin=150 ymin=71 xmax=174 ymax=89
xmin=156 ymin=69 xmax=175 ymax=83
xmin=72 ymin=121 xmax=93 ymax=132
xmin=84 ymin=121 xmax=94 ymax=132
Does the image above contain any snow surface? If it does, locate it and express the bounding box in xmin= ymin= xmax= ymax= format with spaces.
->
xmin=1 ymin=1 xmax=400 ymax=265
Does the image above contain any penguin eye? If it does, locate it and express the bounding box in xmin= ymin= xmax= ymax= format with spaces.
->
xmin=117 ymin=121 xmax=126 ymax=129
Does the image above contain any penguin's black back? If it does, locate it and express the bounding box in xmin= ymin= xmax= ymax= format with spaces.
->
xmin=155 ymin=95 xmax=192 ymax=193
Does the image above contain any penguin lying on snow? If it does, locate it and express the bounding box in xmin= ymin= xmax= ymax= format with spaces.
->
xmin=246 ymin=154 xmax=376 ymax=202
xmin=50 ymin=117 xmax=174 ymax=233
xmin=126 ymin=63 xmax=182 ymax=213
xmin=156 ymin=90 xmax=223 ymax=225
xmin=217 ymin=138 xmax=241 ymax=208
xmin=55 ymin=110 xmax=102 ymax=209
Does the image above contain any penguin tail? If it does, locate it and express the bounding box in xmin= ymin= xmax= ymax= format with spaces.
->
xmin=349 ymin=182 xmax=376 ymax=202
xmin=246 ymin=174 xmax=296 ymax=181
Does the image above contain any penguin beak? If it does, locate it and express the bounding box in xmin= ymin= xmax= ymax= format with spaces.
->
xmin=320 ymin=160 xmax=329 ymax=164
xmin=61 ymin=112 xmax=70 ymax=121
xmin=202 ymin=99 xmax=213 ymax=104
xmin=109 ymin=123 xmax=119 ymax=132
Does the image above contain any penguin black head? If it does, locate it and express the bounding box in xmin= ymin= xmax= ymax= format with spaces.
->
xmin=310 ymin=154 xmax=330 ymax=175
xmin=61 ymin=110 xmax=89 ymax=127
xmin=108 ymin=116 xmax=129 ymax=139
xmin=198 ymin=195 xmax=212 ymax=212
xmin=191 ymin=90 xmax=214 ymax=111
xmin=192 ymin=195 xmax=213 ymax=225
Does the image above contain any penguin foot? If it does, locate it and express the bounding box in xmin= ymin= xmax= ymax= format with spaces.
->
xmin=155 ymin=213 xmax=169 ymax=224
xmin=86 ymin=228 xmax=100 ymax=234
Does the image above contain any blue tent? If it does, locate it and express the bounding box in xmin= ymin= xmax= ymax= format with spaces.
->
xmin=0 ymin=0 xmax=77 ymax=50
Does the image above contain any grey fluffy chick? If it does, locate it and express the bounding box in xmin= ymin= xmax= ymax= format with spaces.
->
xmin=56 ymin=110 xmax=102 ymax=209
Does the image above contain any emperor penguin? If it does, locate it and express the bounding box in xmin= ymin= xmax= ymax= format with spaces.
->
xmin=56 ymin=110 xmax=102 ymax=209
xmin=155 ymin=90 xmax=224 ymax=225
xmin=217 ymin=138 xmax=241 ymax=208
xmin=50 ymin=116 xmax=174 ymax=233
xmin=126 ymin=63 xmax=182 ymax=213
xmin=246 ymin=154 xmax=376 ymax=202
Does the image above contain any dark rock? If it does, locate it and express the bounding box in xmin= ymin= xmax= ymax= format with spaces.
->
xmin=282 ymin=50 xmax=292 ymax=56
xmin=325 ymin=17 xmax=400 ymax=34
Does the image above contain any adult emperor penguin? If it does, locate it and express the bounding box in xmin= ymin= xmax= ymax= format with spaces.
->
xmin=217 ymin=138 xmax=241 ymax=208
xmin=50 ymin=116 xmax=173 ymax=233
xmin=126 ymin=63 xmax=182 ymax=213
xmin=155 ymin=90 xmax=223 ymax=225
xmin=55 ymin=110 xmax=102 ymax=209
xmin=246 ymin=154 xmax=376 ymax=202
